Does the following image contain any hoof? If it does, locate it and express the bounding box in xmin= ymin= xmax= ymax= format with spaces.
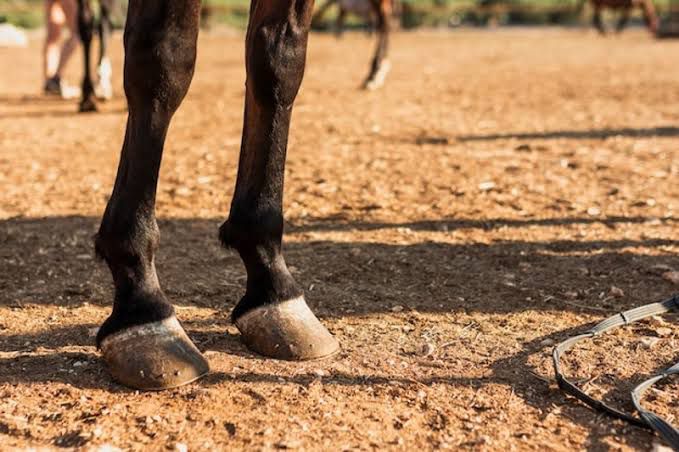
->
xmin=234 ymin=296 xmax=340 ymax=361
xmin=363 ymin=59 xmax=391 ymax=91
xmin=79 ymin=98 xmax=97 ymax=113
xmin=99 ymin=317 xmax=209 ymax=390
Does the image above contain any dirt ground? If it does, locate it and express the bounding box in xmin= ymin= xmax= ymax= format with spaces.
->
xmin=2 ymin=27 xmax=679 ymax=451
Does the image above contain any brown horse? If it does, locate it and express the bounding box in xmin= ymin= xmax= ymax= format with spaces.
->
xmin=583 ymin=0 xmax=659 ymax=34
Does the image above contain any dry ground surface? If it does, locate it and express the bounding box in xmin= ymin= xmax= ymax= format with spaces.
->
xmin=1 ymin=27 xmax=679 ymax=451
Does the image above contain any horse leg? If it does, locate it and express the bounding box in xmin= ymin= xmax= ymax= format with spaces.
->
xmin=335 ymin=7 xmax=347 ymax=38
xmin=616 ymin=6 xmax=631 ymax=32
xmin=311 ymin=0 xmax=336 ymax=29
xmin=77 ymin=0 xmax=97 ymax=111
xmin=592 ymin=2 xmax=606 ymax=35
xmin=95 ymin=0 xmax=114 ymax=100
xmin=95 ymin=0 xmax=208 ymax=390
xmin=363 ymin=0 xmax=390 ymax=90
xmin=220 ymin=0 xmax=340 ymax=361
xmin=638 ymin=0 xmax=659 ymax=33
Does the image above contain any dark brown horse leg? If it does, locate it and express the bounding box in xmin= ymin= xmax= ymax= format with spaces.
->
xmin=592 ymin=2 xmax=606 ymax=35
xmin=95 ymin=0 xmax=114 ymax=100
xmin=220 ymin=0 xmax=340 ymax=361
xmin=95 ymin=0 xmax=208 ymax=389
xmin=77 ymin=0 xmax=97 ymax=112
xmin=363 ymin=0 xmax=390 ymax=90
xmin=638 ymin=0 xmax=659 ymax=33
xmin=616 ymin=6 xmax=631 ymax=32
xmin=335 ymin=7 xmax=347 ymax=37
xmin=311 ymin=0 xmax=336 ymax=29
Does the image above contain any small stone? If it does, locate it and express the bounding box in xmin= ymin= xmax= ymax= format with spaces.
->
xmin=313 ymin=369 xmax=326 ymax=377
xmin=662 ymin=271 xmax=679 ymax=285
xmin=391 ymin=305 xmax=404 ymax=313
xmin=418 ymin=343 xmax=435 ymax=357
xmin=652 ymin=442 xmax=673 ymax=452
xmin=586 ymin=207 xmax=601 ymax=216
xmin=640 ymin=337 xmax=660 ymax=349
xmin=478 ymin=181 xmax=496 ymax=192
xmin=656 ymin=327 xmax=673 ymax=337
xmin=175 ymin=187 xmax=191 ymax=196
xmin=564 ymin=291 xmax=578 ymax=300
xmin=609 ymin=286 xmax=624 ymax=297
xmin=540 ymin=338 xmax=555 ymax=347
xmin=174 ymin=443 xmax=188 ymax=452
xmin=92 ymin=445 xmax=122 ymax=452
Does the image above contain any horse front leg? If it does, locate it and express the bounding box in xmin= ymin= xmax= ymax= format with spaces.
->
xmin=76 ymin=0 xmax=97 ymax=111
xmin=363 ymin=0 xmax=390 ymax=90
xmin=95 ymin=0 xmax=115 ymax=100
xmin=220 ymin=0 xmax=340 ymax=361
xmin=95 ymin=0 xmax=208 ymax=390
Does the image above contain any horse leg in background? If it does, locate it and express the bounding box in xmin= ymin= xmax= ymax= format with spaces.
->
xmin=616 ymin=6 xmax=631 ymax=32
xmin=335 ymin=6 xmax=347 ymax=37
xmin=589 ymin=0 xmax=607 ymax=34
xmin=311 ymin=0 xmax=336 ymax=30
xmin=637 ymin=0 xmax=659 ymax=33
xmin=77 ymin=0 xmax=97 ymax=111
xmin=363 ymin=0 xmax=390 ymax=90
xmin=95 ymin=0 xmax=115 ymax=100
xmin=219 ymin=0 xmax=340 ymax=360
xmin=95 ymin=0 xmax=208 ymax=390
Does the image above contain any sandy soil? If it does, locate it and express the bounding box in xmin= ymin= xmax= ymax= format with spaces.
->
xmin=1 ymin=27 xmax=679 ymax=451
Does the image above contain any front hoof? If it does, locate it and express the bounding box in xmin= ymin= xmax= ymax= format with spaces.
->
xmin=362 ymin=59 xmax=391 ymax=91
xmin=99 ymin=317 xmax=209 ymax=390
xmin=234 ymin=296 xmax=340 ymax=361
xmin=79 ymin=98 xmax=97 ymax=113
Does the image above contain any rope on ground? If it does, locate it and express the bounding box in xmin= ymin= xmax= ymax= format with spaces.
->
xmin=552 ymin=294 xmax=679 ymax=450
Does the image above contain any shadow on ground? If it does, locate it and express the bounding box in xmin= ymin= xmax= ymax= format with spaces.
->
xmin=456 ymin=126 xmax=679 ymax=142
xmin=1 ymin=215 xmax=677 ymax=449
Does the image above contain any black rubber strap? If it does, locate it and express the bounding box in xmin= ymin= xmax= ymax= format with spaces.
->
xmin=552 ymin=295 xmax=679 ymax=449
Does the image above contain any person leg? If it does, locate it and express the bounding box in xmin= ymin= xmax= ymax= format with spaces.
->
xmin=44 ymin=0 xmax=65 ymax=93
xmin=55 ymin=0 xmax=80 ymax=78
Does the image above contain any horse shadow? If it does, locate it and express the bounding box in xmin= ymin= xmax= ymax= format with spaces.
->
xmin=0 ymin=214 xmax=677 ymax=448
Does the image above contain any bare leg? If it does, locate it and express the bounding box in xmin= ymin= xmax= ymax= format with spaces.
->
xmin=55 ymin=0 xmax=80 ymax=78
xmin=77 ymin=0 xmax=97 ymax=111
xmin=95 ymin=0 xmax=208 ymax=389
xmin=44 ymin=0 xmax=63 ymax=81
xmin=363 ymin=0 xmax=390 ymax=90
xmin=95 ymin=0 xmax=115 ymax=100
xmin=220 ymin=0 xmax=339 ymax=360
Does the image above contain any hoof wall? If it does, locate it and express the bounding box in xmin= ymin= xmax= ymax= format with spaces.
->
xmin=100 ymin=317 xmax=209 ymax=390
xmin=79 ymin=97 xmax=97 ymax=113
xmin=235 ymin=297 xmax=340 ymax=361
